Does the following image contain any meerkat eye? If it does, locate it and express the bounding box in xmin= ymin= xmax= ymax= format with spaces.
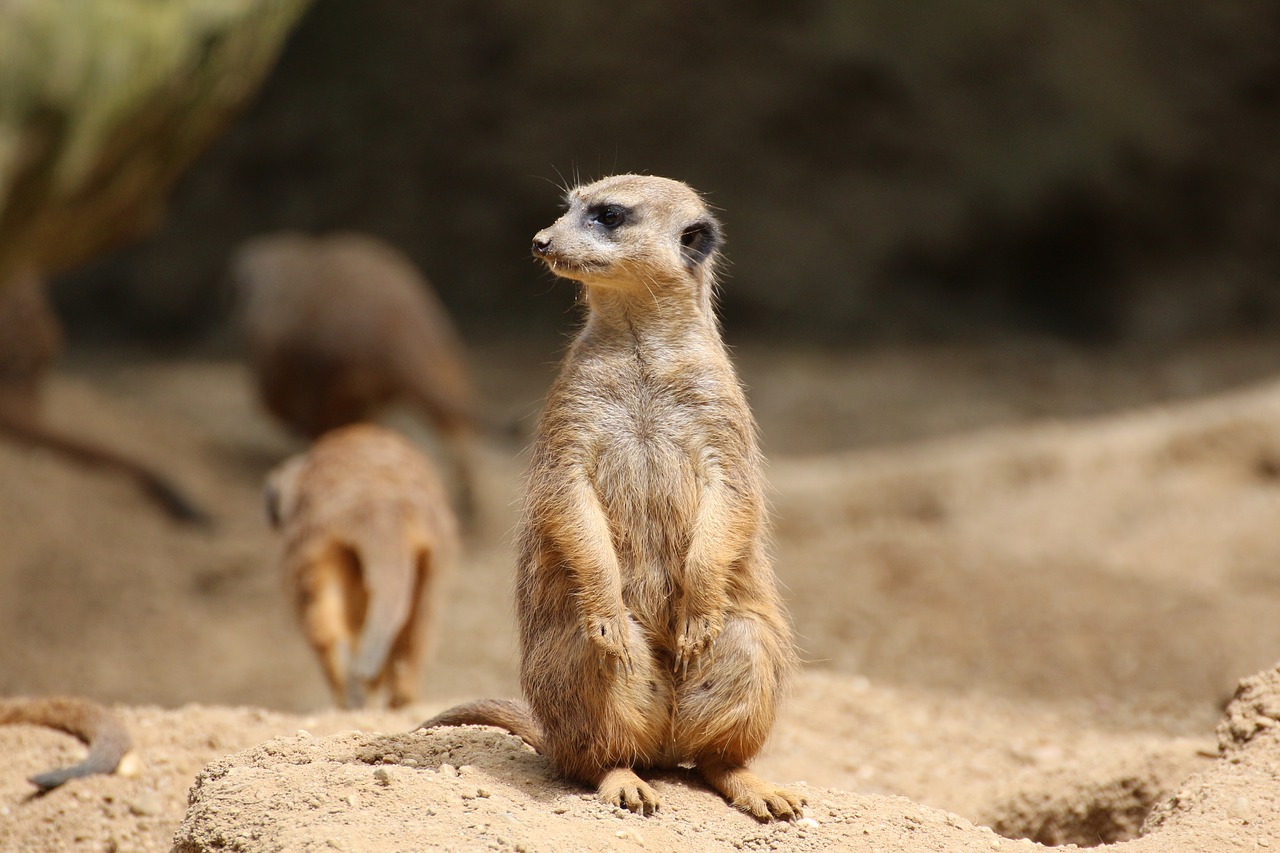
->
xmin=590 ymin=204 xmax=627 ymax=230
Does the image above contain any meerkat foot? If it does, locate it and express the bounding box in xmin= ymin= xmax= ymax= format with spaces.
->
xmin=698 ymin=761 xmax=805 ymax=822
xmin=585 ymin=612 xmax=635 ymax=675
xmin=595 ymin=768 xmax=660 ymax=815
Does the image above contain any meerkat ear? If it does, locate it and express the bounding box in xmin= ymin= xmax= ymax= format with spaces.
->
xmin=263 ymin=455 xmax=306 ymax=528
xmin=679 ymin=219 xmax=722 ymax=268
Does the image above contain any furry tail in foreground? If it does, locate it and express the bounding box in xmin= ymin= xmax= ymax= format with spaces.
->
xmin=0 ymin=697 xmax=133 ymax=791
xmin=417 ymin=698 xmax=544 ymax=752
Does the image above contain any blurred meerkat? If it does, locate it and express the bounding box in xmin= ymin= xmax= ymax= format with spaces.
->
xmin=421 ymin=175 xmax=803 ymax=822
xmin=0 ymin=274 xmax=207 ymax=523
xmin=265 ymin=423 xmax=459 ymax=709
xmin=0 ymin=696 xmax=133 ymax=791
xmin=232 ymin=233 xmax=483 ymax=519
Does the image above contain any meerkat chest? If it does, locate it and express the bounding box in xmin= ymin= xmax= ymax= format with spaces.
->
xmin=585 ymin=363 xmax=729 ymax=546
xmin=592 ymin=365 xmax=706 ymax=468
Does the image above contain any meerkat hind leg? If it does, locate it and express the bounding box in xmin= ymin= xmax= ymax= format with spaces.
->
xmin=594 ymin=767 xmax=661 ymax=815
xmin=301 ymin=547 xmax=366 ymax=708
xmin=674 ymin=615 xmax=804 ymax=821
xmin=530 ymin=617 xmax=670 ymax=814
xmin=697 ymin=759 xmax=804 ymax=822
xmin=384 ymin=551 xmax=431 ymax=709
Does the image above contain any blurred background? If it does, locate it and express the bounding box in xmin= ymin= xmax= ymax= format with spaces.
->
xmin=4 ymin=0 xmax=1280 ymax=724
xmin=38 ymin=0 xmax=1280 ymax=345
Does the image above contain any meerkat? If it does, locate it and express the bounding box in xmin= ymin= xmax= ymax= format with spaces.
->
xmin=265 ymin=423 xmax=459 ymax=709
xmin=232 ymin=233 xmax=484 ymax=519
xmin=0 ymin=274 xmax=207 ymax=523
xmin=420 ymin=175 xmax=804 ymax=822
xmin=0 ymin=696 xmax=133 ymax=791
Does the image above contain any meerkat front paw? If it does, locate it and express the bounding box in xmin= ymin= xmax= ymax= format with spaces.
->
xmin=585 ymin=612 xmax=635 ymax=675
xmin=675 ymin=610 xmax=722 ymax=676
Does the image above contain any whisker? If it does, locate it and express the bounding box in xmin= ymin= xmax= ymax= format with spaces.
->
xmin=536 ymin=170 xmax=568 ymax=196
xmin=552 ymin=165 xmax=571 ymax=196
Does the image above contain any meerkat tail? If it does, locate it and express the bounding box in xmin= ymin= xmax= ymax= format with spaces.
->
xmin=0 ymin=413 xmax=209 ymax=525
xmin=347 ymin=539 xmax=419 ymax=705
xmin=0 ymin=697 xmax=132 ymax=791
xmin=417 ymin=698 xmax=544 ymax=752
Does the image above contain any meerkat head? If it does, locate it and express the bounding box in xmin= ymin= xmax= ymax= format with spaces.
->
xmin=532 ymin=175 xmax=723 ymax=298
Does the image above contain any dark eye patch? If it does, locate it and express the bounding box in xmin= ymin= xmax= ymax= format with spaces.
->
xmin=587 ymin=203 xmax=629 ymax=230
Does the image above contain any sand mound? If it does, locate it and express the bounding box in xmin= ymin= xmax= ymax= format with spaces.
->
xmin=172 ymin=726 xmax=992 ymax=853
xmin=0 ymin=666 xmax=1249 ymax=852
xmin=160 ymin=667 xmax=1276 ymax=852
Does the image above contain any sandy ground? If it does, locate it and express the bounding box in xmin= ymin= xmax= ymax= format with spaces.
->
xmin=4 ymin=334 xmax=1280 ymax=850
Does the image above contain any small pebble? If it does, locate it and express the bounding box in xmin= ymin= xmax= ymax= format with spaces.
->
xmin=616 ymin=828 xmax=645 ymax=846
xmin=373 ymin=767 xmax=392 ymax=786
xmin=127 ymin=794 xmax=163 ymax=817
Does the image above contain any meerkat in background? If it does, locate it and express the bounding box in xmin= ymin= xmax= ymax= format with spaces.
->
xmin=232 ymin=233 xmax=483 ymax=520
xmin=0 ymin=696 xmax=133 ymax=791
xmin=265 ymin=423 xmax=459 ymax=709
xmin=0 ymin=274 xmax=207 ymax=523
xmin=421 ymin=175 xmax=804 ymax=822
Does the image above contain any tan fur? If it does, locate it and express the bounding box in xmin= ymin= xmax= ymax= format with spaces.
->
xmin=0 ymin=696 xmax=132 ymax=791
xmin=266 ymin=424 xmax=459 ymax=709
xmin=422 ymin=175 xmax=803 ymax=821
xmin=233 ymin=232 xmax=482 ymax=518
xmin=0 ymin=275 xmax=207 ymax=523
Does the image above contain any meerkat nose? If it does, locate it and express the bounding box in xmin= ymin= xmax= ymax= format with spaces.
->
xmin=531 ymin=233 xmax=552 ymax=258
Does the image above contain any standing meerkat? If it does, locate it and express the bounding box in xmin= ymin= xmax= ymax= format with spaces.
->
xmin=0 ymin=274 xmax=207 ymax=523
xmin=265 ymin=423 xmax=459 ymax=709
xmin=232 ymin=232 xmax=483 ymax=519
xmin=421 ymin=175 xmax=804 ymax=821
xmin=0 ymin=696 xmax=133 ymax=791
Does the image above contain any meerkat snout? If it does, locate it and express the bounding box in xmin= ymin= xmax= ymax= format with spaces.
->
xmin=531 ymin=233 xmax=552 ymax=257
